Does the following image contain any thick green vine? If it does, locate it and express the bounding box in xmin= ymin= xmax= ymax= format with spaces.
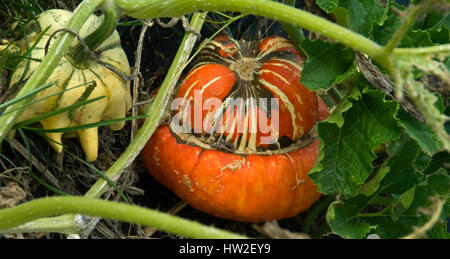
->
xmin=0 ymin=196 xmax=247 ymax=239
xmin=65 ymin=0 xmax=119 ymax=69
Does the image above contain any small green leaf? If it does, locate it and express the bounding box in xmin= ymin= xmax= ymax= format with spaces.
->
xmin=396 ymin=186 xmax=416 ymax=209
xmin=421 ymin=168 xmax=450 ymax=196
xmin=370 ymin=2 xmax=403 ymax=45
xmin=397 ymin=108 xmax=442 ymax=156
xmin=333 ymin=7 xmax=350 ymax=27
xmin=358 ymin=166 xmax=390 ymax=196
xmin=300 ymin=39 xmax=355 ymax=90
xmin=326 ymin=196 xmax=373 ymax=238
xmin=424 ymin=151 xmax=450 ymax=176
xmin=325 ymin=85 xmax=361 ymax=127
xmin=427 ymin=26 xmax=449 ymax=45
xmin=401 ymin=29 xmax=434 ymax=48
xmin=379 ymin=135 xmax=429 ymax=196
xmin=310 ymin=90 xmax=401 ymax=197
xmin=316 ymin=0 xmax=339 ymax=13
xmin=390 ymin=187 xmax=415 ymax=221
xmin=396 ymin=6 xmax=449 ymax=47
xmin=326 ymin=196 xmax=373 ymax=239
xmin=338 ymin=0 xmax=387 ymax=36
xmin=369 ymin=1 xmax=448 ymax=47
xmin=413 ymin=8 xmax=447 ymax=31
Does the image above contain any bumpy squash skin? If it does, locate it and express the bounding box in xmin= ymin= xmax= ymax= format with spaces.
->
xmin=10 ymin=9 xmax=132 ymax=161
xmin=143 ymin=125 xmax=322 ymax=222
xmin=142 ymin=36 xmax=330 ymax=222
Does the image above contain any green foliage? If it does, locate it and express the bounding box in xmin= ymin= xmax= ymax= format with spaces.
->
xmin=339 ymin=0 xmax=387 ymax=37
xmin=324 ymin=85 xmax=361 ymax=127
xmin=370 ymin=1 xmax=404 ymax=45
xmin=312 ymin=0 xmax=449 ymax=239
xmin=315 ymin=0 xmax=388 ymax=36
xmin=326 ymin=143 xmax=448 ymax=239
xmin=396 ymin=109 xmax=442 ymax=155
xmin=310 ymin=89 xmax=402 ymax=198
xmin=300 ymin=39 xmax=355 ymax=90
xmin=316 ymin=0 xmax=339 ymax=13
xmin=381 ymin=135 xmax=430 ymax=196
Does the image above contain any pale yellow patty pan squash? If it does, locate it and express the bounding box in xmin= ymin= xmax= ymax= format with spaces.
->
xmin=9 ymin=9 xmax=132 ymax=162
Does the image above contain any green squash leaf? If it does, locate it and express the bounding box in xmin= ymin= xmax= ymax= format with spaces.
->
xmin=401 ymin=29 xmax=434 ymax=48
xmin=424 ymin=151 xmax=450 ymax=176
xmin=370 ymin=2 xmax=403 ymax=45
xmin=369 ymin=169 xmax=449 ymax=239
xmin=413 ymin=8 xmax=447 ymax=30
xmin=327 ymin=167 xmax=449 ymax=239
xmin=316 ymin=0 xmax=339 ymax=13
xmin=370 ymin=1 xmax=448 ymax=47
xmin=377 ymin=135 xmax=430 ymax=196
xmin=358 ymin=166 xmax=390 ymax=196
xmin=338 ymin=0 xmax=387 ymax=36
xmin=310 ymin=90 xmax=401 ymax=197
xmin=396 ymin=108 xmax=443 ymax=156
xmin=333 ymin=7 xmax=351 ymax=27
xmin=390 ymin=187 xmax=416 ymax=221
xmin=300 ymin=39 xmax=355 ymax=91
xmin=326 ymin=195 xmax=373 ymax=239
xmin=325 ymin=84 xmax=361 ymax=127
xmin=401 ymin=5 xmax=448 ymax=47
xmin=316 ymin=0 xmax=388 ymax=36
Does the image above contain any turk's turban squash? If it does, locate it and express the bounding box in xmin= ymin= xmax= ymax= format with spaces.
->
xmin=9 ymin=9 xmax=131 ymax=162
xmin=142 ymin=36 xmax=329 ymax=222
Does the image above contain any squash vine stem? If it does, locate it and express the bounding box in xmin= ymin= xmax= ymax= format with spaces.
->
xmin=66 ymin=0 xmax=118 ymax=69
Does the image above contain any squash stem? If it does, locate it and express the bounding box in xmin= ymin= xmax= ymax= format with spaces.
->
xmin=0 ymin=196 xmax=247 ymax=239
xmin=0 ymin=214 xmax=82 ymax=235
xmin=278 ymin=0 xmax=305 ymax=45
xmin=66 ymin=0 xmax=118 ymax=69
xmin=114 ymin=0 xmax=384 ymax=60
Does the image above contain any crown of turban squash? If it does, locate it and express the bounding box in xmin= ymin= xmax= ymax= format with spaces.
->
xmin=9 ymin=8 xmax=132 ymax=162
